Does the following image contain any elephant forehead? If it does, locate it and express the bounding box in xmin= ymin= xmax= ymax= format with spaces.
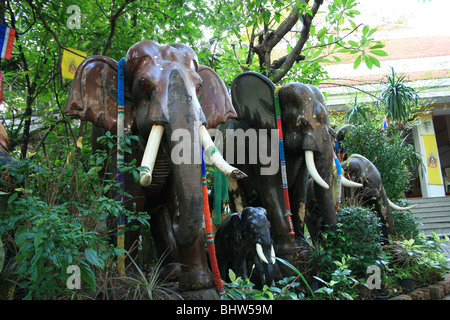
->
xmin=279 ymin=83 xmax=314 ymax=104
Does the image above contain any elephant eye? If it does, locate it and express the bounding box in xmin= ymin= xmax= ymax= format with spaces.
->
xmin=140 ymin=77 xmax=155 ymax=92
xmin=196 ymin=80 xmax=203 ymax=95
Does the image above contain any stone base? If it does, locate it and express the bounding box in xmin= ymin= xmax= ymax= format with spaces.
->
xmin=388 ymin=275 xmax=450 ymax=300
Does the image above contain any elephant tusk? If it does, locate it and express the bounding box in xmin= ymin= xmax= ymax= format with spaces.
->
xmin=256 ymin=243 xmax=269 ymax=264
xmin=388 ymin=198 xmax=418 ymax=211
xmin=270 ymin=245 xmax=276 ymax=264
xmin=341 ymin=176 xmax=363 ymax=188
xmin=332 ymin=165 xmax=363 ymax=188
xmin=140 ymin=125 xmax=164 ymax=187
xmin=305 ymin=150 xmax=329 ymax=189
xmin=199 ymin=125 xmax=247 ymax=180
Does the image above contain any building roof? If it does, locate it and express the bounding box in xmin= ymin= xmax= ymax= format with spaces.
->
xmin=321 ymin=25 xmax=450 ymax=114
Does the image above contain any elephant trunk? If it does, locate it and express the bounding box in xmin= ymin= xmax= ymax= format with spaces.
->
xmin=165 ymin=69 xmax=205 ymax=246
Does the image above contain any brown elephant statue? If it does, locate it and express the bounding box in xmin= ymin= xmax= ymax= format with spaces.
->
xmin=64 ymin=40 xmax=246 ymax=298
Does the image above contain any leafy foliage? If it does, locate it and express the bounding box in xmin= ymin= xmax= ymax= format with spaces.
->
xmin=314 ymin=206 xmax=383 ymax=276
xmin=381 ymin=67 xmax=419 ymax=123
xmin=342 ymin=122 xmax=417 ymax=200
xmin=0 ymin=131 xmax=149 ymax=299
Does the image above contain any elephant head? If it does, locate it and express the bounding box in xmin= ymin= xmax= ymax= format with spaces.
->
xmin=64 ymin=41 xmax=245 ymax=281
xmin=215 ymin=207 xmax=275 ymax=289
xmin=230 ymin=72 xmax=337 ymax=239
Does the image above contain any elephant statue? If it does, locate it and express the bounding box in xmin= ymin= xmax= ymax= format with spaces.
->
xmin=215 ymin=207 xmax=276 ymax=289
xmin=219 ymin=71 xmax=338 ymax=265
xmin=331 ymin=125 xmax=416 ymax=240
xmin=64 ymin=40 xmax=246 ymax=298
xmin=306 ymin=124 xmax=417 ymax=241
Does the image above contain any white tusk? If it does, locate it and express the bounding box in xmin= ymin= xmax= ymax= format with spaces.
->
xmin=388 ymin=198 xmax=418 ymax=211
xmin=341 ymin=176 xmax=363 ymax=188
xmin=140 ymin=125 xmax=164 ymax=187
xmin=256 ymin=243 xmax=269 ymax=264
xmin=333 ymin=168 xmax=363 ymax=188
xmin=305 ymin=150 xmax=329 ymax=189
xmin=199 ymin=125 xmax=247 ymax=180
xmin=270 ymin=245 xmax=276 ymax=264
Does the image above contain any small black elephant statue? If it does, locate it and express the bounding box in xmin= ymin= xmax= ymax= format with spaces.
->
xmin=215 ymin=207 xmax=276 ymax=289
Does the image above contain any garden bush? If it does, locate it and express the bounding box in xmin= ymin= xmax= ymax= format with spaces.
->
xmin=314 ymin=206 xmax=383 ymax=277
xmin=342 ymin=122 xmax=416 ymax=201
xmin=391 ymin=207 xmax=421 ymax=241
xmin=0 ymin=127 xmax=150 ymax=299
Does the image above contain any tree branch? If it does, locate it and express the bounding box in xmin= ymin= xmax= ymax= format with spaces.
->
xmin=272 ymin=0 xmax=323 ymax=83
xmin=102 ymin=0 xmax=135 ymax=55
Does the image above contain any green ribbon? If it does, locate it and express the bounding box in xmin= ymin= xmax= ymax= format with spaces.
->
xmin=213 ymin=167 xmax=229 ymax=224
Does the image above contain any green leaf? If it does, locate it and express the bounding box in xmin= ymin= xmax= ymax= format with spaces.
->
xmin=85 ymin=248 xmax=104 ymax=269
xmin=80 ymin=264 xmax=96 ymax=291
xmin=34 ymin=232 xmax=46 ymax=252
xmin=7 ymin=192 xmax=18 ymax=204
xmin=353 ymin=55 xmax=362 ymax=69
xmin=370 ymin=49 xmax=388 ymax=57
xmin=228 ymin=269 xmax=236 ymax=282
xmin=0 ymin=239 xmax=5 ymax=274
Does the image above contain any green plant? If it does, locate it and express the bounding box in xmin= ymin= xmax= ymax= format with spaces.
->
xmin=380 ymin=67 xmax=419 ymax=124
xmin=342 ymin=122 xmax=416 ymax=200
xmin=315 ymin=206 xmax=383 ymax=275
xmin=313 ymin=255 xmax=360 ymax=300
xmin=101 ymin=251 xmax=182 ymax=300
xmin=391 ymin=207 xmax=421 ymax=240
xmin=415 ymin=234 xmax=450 ymax=282
xmin=221 ymin=258 xmax=313 ymax=300
xmin=0 ymin=130 xmax=151 ymax=299
xmin=346 ymin=94 xmax=369 ymax=125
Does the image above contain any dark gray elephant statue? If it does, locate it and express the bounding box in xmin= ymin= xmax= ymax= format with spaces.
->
xmin=215 ymin=207 xmax=275 ymax=289
xmin=330 ymin=125 xmax=417 ymax=240
xmin=341 ymin=154 xmax=416 ymax=239
xmin=219 ymin=71 xmax=338 ymax=266
xmin=64 ymin=40 xmax=246 ymax=298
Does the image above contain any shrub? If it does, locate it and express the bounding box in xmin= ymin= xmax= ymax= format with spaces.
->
xmin=342 ymin=122 xmax=415 ymax=200
xmin=0 ymin=129 xmax=149 ymax=299
xmin=315 ymin=206 xmax=383 ymax=276
xmin=391 ymin=208 xmax=421 ymax=241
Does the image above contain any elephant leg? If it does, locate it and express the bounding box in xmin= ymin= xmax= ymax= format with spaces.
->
xmin=177 ymin=236 xmax=214 ymax=291
xmin=367 ymin=195 xmax=394 ymax=242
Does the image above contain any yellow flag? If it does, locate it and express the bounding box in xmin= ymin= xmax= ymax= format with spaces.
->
xmin=61 ymin=47 xmax=87 ymax=79
xmin=422 ymin=134 xmax=443 ymax=185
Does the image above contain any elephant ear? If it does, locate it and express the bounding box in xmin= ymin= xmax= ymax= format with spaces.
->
xmin=230 ymin=72 xmax=276 ymax=130
xmin=65 ymin=56 xmax=134 ymax=134
xmin=197 ymin=65 xmax=237 ymax=129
